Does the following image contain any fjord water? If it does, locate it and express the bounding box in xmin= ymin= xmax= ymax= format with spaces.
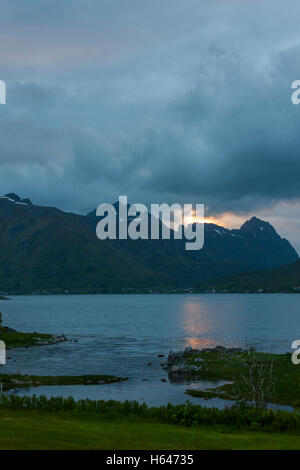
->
xmin=1 ymin=294 xmax=298 ymax=407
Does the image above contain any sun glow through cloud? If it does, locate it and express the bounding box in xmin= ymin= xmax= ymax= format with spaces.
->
xmin=183 ymin=216 xmax=216 ymax=226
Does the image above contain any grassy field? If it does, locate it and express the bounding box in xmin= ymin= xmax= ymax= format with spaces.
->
xmin=0 ymin=408 xmax=300 ymax=450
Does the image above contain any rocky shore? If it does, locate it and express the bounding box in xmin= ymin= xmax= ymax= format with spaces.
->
xmin=0 ymin=326 xmax=71 ymax=350
xmin=161 ymin=345 xmax=243 ymax=378
xmin=34 ymin=334 xmax=70 ymax=346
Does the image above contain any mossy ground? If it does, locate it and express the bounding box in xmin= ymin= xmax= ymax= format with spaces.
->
xmin=184 ymin=349 xmax=300 ymax=407
xmin=0 ymin=373 xmax=127 ymax=390
xmin=0 ymin=329 xmax=53 ymax=349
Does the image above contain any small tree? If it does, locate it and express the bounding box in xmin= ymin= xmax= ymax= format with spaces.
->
xmin=234 ymin=351 xmax=278 ymax=409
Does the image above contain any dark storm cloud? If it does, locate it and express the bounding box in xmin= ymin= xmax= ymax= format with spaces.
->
xmin=139 ymin=41 xmax=300 ymax=214
xmin=1 ymin=0 xmax=300 ymax=216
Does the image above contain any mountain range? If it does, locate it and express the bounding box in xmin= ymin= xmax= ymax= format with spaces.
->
xmin=0 ymin=193 xmax=298 ymax=293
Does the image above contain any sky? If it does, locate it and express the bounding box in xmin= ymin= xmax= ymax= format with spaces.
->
xmin=1 ymin=0 xmax=300 ymax=250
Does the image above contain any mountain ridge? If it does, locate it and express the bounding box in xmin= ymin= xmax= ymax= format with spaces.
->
xmin=0 ymin=194 xmax=297 ymax=293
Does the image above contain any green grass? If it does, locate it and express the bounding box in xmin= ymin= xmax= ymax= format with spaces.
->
xmin=0 ymin=408 xmax=300 ymax=449
xmin=184 ymin=349 xmax=300 ymax=407
xmin=0 ymin=374 xmax=127 ymax=390
xmin=0 ymin=330 xmax=53 ymax=349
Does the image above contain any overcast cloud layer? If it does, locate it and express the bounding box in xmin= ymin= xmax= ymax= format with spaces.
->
xmin=1 ymin=0 xmax=300 ymax=248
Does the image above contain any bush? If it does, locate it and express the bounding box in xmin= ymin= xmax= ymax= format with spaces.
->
xmin=0 ymin=394 xmax=299 ymax=432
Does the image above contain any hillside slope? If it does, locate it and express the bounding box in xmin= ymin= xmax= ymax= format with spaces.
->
xmin=197 ymin=258 xmax=300 ymax=293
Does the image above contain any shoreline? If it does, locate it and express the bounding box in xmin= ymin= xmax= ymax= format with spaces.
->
xmin=0 ymin=327 xmax=69 ymax=350
xmin=2 ymin=290 xmax=300 ymax=296
xmin=161 ymin=346 xmax=298 ymax=408
xmin=0 ymin=373 xmax=127 ymax=391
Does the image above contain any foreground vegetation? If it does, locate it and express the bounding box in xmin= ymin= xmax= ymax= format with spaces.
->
xmin=0 ymin=374 xmax=126 ymax=391
xmin=2 ymin=408 xmax=300 ymax=450
xmin=0 ymin=396 xmax=300 ymax=449
xmin=1 ymin=394 xmax=300 ymax=432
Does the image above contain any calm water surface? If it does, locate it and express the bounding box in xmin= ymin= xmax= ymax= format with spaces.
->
xmin=0 ymin=294 xmax=298 ymax=407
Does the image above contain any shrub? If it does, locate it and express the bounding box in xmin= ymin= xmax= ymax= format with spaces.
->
xmin=0 ymin=394 xmax=299 ymax=432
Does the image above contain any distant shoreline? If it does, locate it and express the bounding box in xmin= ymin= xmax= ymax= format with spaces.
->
xmin=1 ymin=289 xmax=300 ymax=296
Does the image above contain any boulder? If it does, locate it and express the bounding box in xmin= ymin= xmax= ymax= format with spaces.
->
xmin=167 ymin=350 xmax=183 ymax=364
